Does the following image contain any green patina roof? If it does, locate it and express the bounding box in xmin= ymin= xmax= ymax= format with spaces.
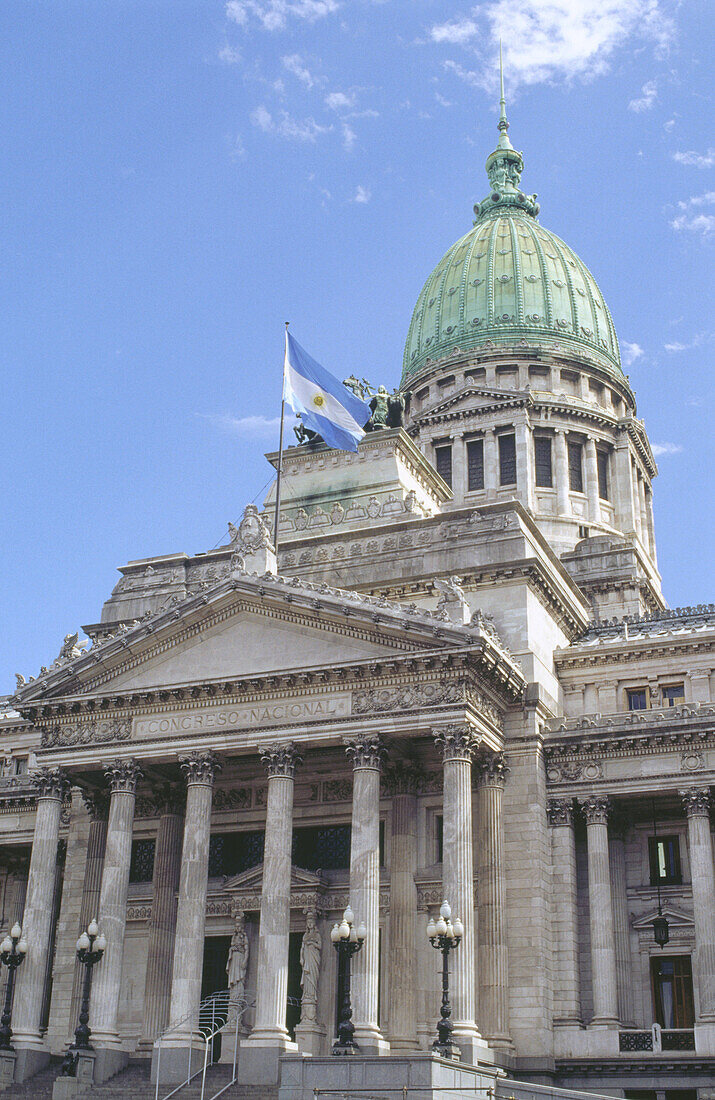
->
xmin=402 ymin=57 xmax=622 ymax=385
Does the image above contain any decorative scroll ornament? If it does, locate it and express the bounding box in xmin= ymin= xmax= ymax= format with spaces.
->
xmin=80 ymin=789 xmax=109 ymax=821
xmin=30 ymin=767 xmax=70 ymax=801
xmin=260 ymin=742 xmax=301 ymax=779
xmin=546 ymin=798 xmax=574 ymax=827
xmin=679 ymin=787 xmax=712 ymax=818
xmin=344 ymin=733 xmax=385 ymax=771
xmin=104 ymin=759 xmax=142 ymax=794
xmin=179 ymin=752 xmax=221 ymax=787
xmin=579 ymin=794 xmax=610 ymax=826
xmin=433 ymin=723 xmax=481 ymax=762
xmin=475 ymin=752 xmax=508 ymax=788
xmin=41 ymin=719 xmax=131 ymax=749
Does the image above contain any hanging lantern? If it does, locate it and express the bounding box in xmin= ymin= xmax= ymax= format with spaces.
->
xmin=653 ymin=913 xmax=670 ymax=949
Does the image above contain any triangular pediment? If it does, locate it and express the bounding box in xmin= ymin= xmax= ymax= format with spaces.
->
xmin=632 ymin=904 xmax=694 ymax=931
xmin=424 ymin=387 xmax=529 ymax=418
xmin=13 ymin=573 xmax=464 ymax=703
xmin=222 ymin=863 xmax=324 ymax=893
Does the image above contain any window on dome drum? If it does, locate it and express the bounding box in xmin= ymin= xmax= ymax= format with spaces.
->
xmin=649 ymin=836 xmax=682 ymax=886
xmin=651 ymin=956 xmax=694 ymax=1029
xmin=467 ymin=439 xmax=485 ymax=491
xmin=434 ymin=444 xmax=452 ymax=489
xmin=627 ymin=687 xmax=649 ymax=711
xmin=534 ymin=437 xmax=553 ymax=488
xmin=662 ymin=684 xmax=685 ymax=707
xmin=498 ymin=433 xmax=517 ymax=486
xmin=597 ymin=450 xmax=610 ymax=500
xmin=568 ymin=442 xmax=584 ymax=492
xmin=129 ymin=838 xmax=155 ymax=884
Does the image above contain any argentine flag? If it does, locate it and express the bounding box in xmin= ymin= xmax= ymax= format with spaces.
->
xmin=284 ymin=331 xmax=371 ymax=452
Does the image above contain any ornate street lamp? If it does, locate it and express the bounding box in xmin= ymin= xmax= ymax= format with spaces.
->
xmin=427 ymin=900 xmax=463 ymax=1057
xmin=330 ymin=906 xmax=366 ymax=1055
xmin=651 ymin=799 xmax=669 ymax=949
xmin=0 ymin=924 xmax=28 ymax=1050
xmin=61 ymin=920 xmax=106 ymax=1077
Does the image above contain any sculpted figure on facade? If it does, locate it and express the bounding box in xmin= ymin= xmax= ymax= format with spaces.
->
xmin=227 ymin=910 xmax=249 ymax=1005
xmin=434 ymin=575 xmax=470 ymax=625
xmin=299 ymin=909 xmax=322 ymax=1023
xmin=229 ymin=503 xmax=276 ymax=575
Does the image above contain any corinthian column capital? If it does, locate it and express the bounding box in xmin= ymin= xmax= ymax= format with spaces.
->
xmin=260 ymin=742 xmax=301 ymax=778
xmin=179 ymin=751 xmax=221 ymax=787
xmin=382 ymin=759 xmax=423 ymax=795
xmin=579 ymin=794 xmax=610 ymax=826
xmin=475 ymin=752 xmax=508 ymax=788
xmin=433 ymin=723 xmax=480 ymax=762
xmin=104 ymin=759 xmax=142 ymax=794
xmin=680 ymin=786 xmax=712 ymax=819
xmin=344 ymin=733 xmax=385 ymax=772
xmin=546 ymin=797 xmax=574 ymax=827
xmin=81 ymin=788 xmax=109 ymax=820
xmin=30 ymin=766 xmax=69 ymax=802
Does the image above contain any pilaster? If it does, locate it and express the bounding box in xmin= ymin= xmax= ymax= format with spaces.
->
xmin=680 ymin=787 xmax=715 ymax=1023
xmin=579 ymin=795 xmax=618 ymax=1028
xmin=384 ymin=762 xmax=420 ymax=1051
xmin=475 ymin=753 xmax=512 ymax=1051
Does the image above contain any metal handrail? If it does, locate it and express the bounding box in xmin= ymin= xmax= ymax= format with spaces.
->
xmin=154 ymin=989 xmax=254 ymax=1100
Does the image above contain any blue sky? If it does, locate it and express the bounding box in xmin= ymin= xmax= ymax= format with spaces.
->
xmin=1 ymin=0 xmax=712 ymax=691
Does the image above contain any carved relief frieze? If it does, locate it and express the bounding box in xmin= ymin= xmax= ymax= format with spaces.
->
xmin=351 ymin=678 xmax=503 ymax=731
xmin=41 ymin=718 xmax=132 ymax=749
xmin=546 ymin=759 xmax=604 ymax=784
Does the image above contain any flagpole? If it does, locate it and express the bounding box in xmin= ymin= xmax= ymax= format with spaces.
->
xmin=273 ymin=322 xmax=289 ymax=553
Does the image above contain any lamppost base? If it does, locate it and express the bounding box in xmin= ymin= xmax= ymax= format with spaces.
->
xmin=331 ymin=1041 xmax=359 ymax=1056
xmin=431 ymin=1042 xmax=460 ymax=1061
xmin=0 ymin=1049 xmax=16 ymax=1091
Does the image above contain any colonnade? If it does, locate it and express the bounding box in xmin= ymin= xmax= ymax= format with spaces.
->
xmin=547 ymin=788 xmax=715 ymax=1029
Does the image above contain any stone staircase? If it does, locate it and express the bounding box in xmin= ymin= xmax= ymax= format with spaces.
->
xmin=5 ymin=1059 xmax=279 ymax=1100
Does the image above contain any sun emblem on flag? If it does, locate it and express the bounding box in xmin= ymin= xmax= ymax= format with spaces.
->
xmin=312 ymin=393 xmax=325 ymax=408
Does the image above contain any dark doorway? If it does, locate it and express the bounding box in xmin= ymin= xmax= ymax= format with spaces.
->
xmin=287 ymin=931 xmax=302 ymax=1039
xmin=202 ymin=936 xmax=231 ymax=1063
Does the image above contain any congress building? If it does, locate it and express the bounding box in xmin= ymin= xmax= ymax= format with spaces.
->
xmin=1 ymin=88 xmax=713 ymax=1100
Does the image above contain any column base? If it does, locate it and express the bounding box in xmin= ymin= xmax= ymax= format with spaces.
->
xmin=388 ymin=1036 xmax=420 ymax=1052
xmin=0 ymin=1050 xmax=16 ymax=1091
xmin=588 ymin=1016 xmax=619 ymax=1029
xmin=239 ymin=1030 xmax=299 ymax=1085
xmin=484 ymin=1033 xmax=514 ymax=1055
xmin=352 ymin=1024 xmax=389 ymax=1055
xmin=450 ymin=1025 xmax=494 ymax=1066
xmin=91 ymin=1047 xmax=129 ymax=1085
xmin=150 ymin=1039 xmax=204 ymax=1085
xmin=294 ymin=1021 xmax=325 ymax=1056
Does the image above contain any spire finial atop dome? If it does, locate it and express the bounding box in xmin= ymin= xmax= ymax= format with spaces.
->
xmin=496 ymin=40 xmax=513 ymax=151
xmin=473 ymin=45 xmax=540 ymax=223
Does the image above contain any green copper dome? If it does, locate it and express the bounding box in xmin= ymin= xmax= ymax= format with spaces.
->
xmin=402 ymin=68 xmax=622 ymax=384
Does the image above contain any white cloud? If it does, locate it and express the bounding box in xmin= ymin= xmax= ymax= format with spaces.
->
xmin=664 ymin=117 xmax=675 ymax=132
xmin=219 ymin=43 xmax=242 ymax=64
xmin=282 ymin=53 xmax=315 ymax=88
xmin=651 ymin=442 xmax=682 ymax=457
xmin=352 ymin=185 xmax=371 ymax=203
xmin=672 ymin=148 xmax=715 ymax=169
xmin=621 ymin=340 xmax=644 ymax=365
xmin=628 ymin=80 xmax=657 ymax=112
xmin=435 ymin=92 xmax=454 ymax=108
xmin=342 ymin=122 xmax=357 ymax=151
xmin=229 ymin=134 xmax=246 ymax=159
xmin=443 ymin=59 xmax=482 ymax=87
xmin=670 ymin=192 xmax=715 ymax=236
xmin=325 ymin=90 xmax=355 ymax=112
xmin=199 ymin=413 xmax=282 ymax=436
xmin=432 ymin=1 xmax=675 ymax=89
xmin=250 ymin=104 xmax=331 ymax=141
xmin=663 ymin=332 xmax=709 ymax=352
xmin=226 ymin=0 xmax=339 ymax=32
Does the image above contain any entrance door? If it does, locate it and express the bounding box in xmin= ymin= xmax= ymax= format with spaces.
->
xmin=202 ymin=936 xmax=231 ymax=999
xmin=286 ymin=931 xmax=302 ymax=1039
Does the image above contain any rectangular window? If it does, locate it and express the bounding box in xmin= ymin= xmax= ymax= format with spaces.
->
xmin=466 ymin=439 xmax=484 ymax=491
xmin=627 ymin=687 xmax=649 ymax=711
xmin=292 ymin=824 xmax=351 ymax=871
xmin=649 ymin=836 xmax=682 ymax=885
xmin=129 ymin=838 xmax=155 ymax=884
xmin=434 ymin=444 xmax=452 ymax=489
xmin=568 ymin=441 xmax=584 ymax=492
xmin=534 ymin=436 xmax=553 ymax=487
xmin=436 ymin=814 xmax=444 ymax=863
xmin=651 ymin=956 xmax=695 ymax=1029
xmin=597 ymin=450 xmax=609 ymax=500
xmin=663 ymin=684 xmax=685 ymax=707
xmin=498 ymin=433 xmax=517 ymax=486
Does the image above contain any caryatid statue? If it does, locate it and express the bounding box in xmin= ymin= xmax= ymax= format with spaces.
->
xmin=299 ymin=910 xmax=322 ymax=1023
xmin=226 ymin=910 xmax=249 ymax=1006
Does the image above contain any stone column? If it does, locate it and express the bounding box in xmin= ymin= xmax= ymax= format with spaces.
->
xmin=553 ymin=429 xmax=570 ymax=515
xmin=645 ymin=489 xmax=657 ymax=565
xmin=140 ymin=786 xmax=184 ymax=1047
xmin=69 ymin=792 xmax=109 ymax=1033
xmin=632 ymin=465 xmax=643 ymax=541
xmin=434 ymin=724 xmax=485 ymax=1062
xmin=547 ymin=799 xmax=581 ymax=1026
xmin=385 ymin=762 xmax=419 ymax=1051
xmin=516 ymin=420 xmax=535 ymax=510
xmin=241 ymin=744 xmax=300 ymax=1084
xmin=584 ymin=438 xmax=601 ymax=524
xmin=475 ymin=753 xmax=512 ymax=1050
xmin=164 ymin=757 xmax=218 ymax=1048
xmin=680 ymin=788 xmax=715 ymax=1021
xmin=12 ymin=768 xmax=68 ymax=1079
xmin=345 ymin=734 xmax=388 ymax=1053
xmin=484 ymin=428 xmax=498 ymax=498
xmin=613 ymin=434 xmax=638 ymax=535
xmin=90 ymin=759 xmax=141 ymax=1077
xmin=579 ymin=795 xmax=618 ymax=1027
xmin=609 ymin=813 xmax=634 ymax=1026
